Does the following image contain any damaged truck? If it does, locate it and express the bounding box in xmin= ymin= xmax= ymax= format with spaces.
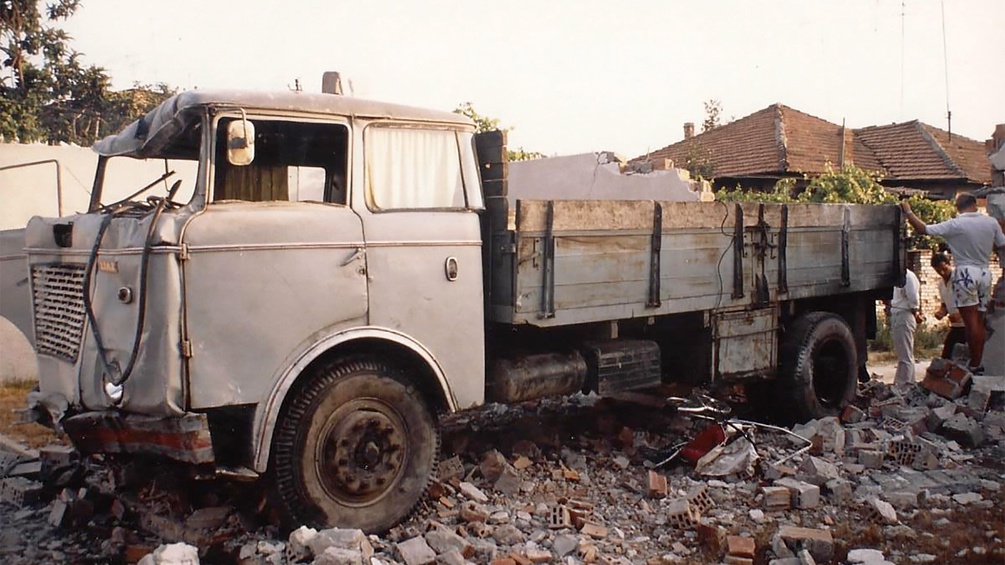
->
xmin=22 ymin=86 xmax=903 ymax=532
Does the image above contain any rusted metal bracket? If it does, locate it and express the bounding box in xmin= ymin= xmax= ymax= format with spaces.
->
xmin=732 ymin=204 xmax=744 ymax=299
xmin=540 ymin=200 xmax=556 ymax=319
xmin=778 ymin=205 xmax=788 ymax=294
xmin=841 ymin=207 xmax=851 ymax=287
xmin=647 ymin=203 xmax=663 ymax=308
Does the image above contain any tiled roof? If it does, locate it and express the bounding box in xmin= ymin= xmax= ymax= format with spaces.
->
xmin=633 ymin=104 xmax=883 ymax=177
xmin=634 ymin=105 xmax=990 ymax=185
xmin=855 ymin=121 xmax=990 ymax=184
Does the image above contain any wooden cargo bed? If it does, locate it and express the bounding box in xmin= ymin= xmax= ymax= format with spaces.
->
xmin=487 ymin=200 xmax=902 ymax=327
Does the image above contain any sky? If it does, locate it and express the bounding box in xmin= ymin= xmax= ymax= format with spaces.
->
xmin=58 ymin=0 xmax=1004 ymax=159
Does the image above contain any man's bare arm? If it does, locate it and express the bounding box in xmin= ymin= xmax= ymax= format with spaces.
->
xmin=899 ymin=201 xmax=928 ymax=235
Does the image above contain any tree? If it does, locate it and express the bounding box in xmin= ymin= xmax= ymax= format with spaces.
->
xmin=1 ymin=1 xmax=172 ymax=144
xmin=682 ymin=142 xmax=714 ymax=181
xmin=453 ymin=102 xmax=543 ymax=162
xmin=702 ymin=99 xmax=723 ymax=132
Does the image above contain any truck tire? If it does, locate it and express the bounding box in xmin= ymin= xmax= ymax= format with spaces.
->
xmin=778 ymin=312 xmax=857 ymax=423
xmin=270 ymin=358 xmax=439 ymax=533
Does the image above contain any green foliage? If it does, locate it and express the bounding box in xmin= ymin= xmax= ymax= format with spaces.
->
xmin=868 ymin=316 xmax=947 ymax=358
xmin=453 ymin=101 xmax=500 ymax=134
xmin=702 ymin=99 xmax=722 ymax=132
xmin=1 ymin=1 xmax=172 ymax=144
xmin=718 ymin=165 xmax=896 ymax=206
xmin=904 ymin=195 xmax=955 ymax=250
xmin=798 ymin=165 xmax=895 ymax=205
xmin=717 ymin=178 xmax=797 ymax=203
xmin=682 ymin=143 xmax=714 ymax=181
xmin=453 ymin=101 xmax=542 ymax=162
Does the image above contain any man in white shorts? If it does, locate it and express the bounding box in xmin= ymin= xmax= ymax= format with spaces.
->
xmin=901 ymin=194 xmax=1005 ymax=374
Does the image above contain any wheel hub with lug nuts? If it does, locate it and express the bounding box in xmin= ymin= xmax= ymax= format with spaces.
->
xmin=324 ymin=409 xmax=405 ymax=501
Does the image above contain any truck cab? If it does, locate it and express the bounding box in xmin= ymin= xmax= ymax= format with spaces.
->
xmin=27 ymin=90 xmax=486 ymax=531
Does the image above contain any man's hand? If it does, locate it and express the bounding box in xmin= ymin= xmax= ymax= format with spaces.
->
xmin=934 ymin=303 xmax=947 ymax=320
xmin=914 ymin=311 xmax=925 ymax=325
xmin=900 ymin=201 xmax=912 ymax=214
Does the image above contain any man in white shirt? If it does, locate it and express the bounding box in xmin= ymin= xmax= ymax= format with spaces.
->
xmin=885 ymin=268 xmax=923 ymax=386
xmin=930 ymin=252 xmax=967 ymax=359
xmin=902 ymin=194 xmax=1005 ymax=375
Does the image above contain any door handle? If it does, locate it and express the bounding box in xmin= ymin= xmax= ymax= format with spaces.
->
xmin=341 ymin=246 xmax=365 ymax=267
xmin=445 ymin=256 xmax=459 ymax=281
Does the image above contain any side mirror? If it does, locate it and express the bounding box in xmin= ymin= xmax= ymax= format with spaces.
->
xmin=227 ymin=119 xmax=255 ymax=166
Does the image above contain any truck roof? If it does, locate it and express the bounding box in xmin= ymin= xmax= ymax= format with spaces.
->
xmin=94 ymin=89 xmax=473 ymax=158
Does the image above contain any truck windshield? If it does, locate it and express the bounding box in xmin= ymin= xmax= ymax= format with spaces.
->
xmin=94 ymin=116 xmax=202 ymax=209
xmin=97 ymin=156 xmax=200 ymax=208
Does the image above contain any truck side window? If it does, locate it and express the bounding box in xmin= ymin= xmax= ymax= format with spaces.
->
xmin=364 ymin=126 xmax=467 ymax=210
xmin=213 ymin=119 xmax=349 ymax=205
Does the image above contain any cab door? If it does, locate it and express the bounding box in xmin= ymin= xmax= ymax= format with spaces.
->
xmin=183 ymin=117 xmax=367 ymax=409
xmin=355 ymin=124 xmax=485 ymax=409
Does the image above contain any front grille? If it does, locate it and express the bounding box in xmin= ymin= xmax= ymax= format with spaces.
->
xmin=32 ymin=264 xmax=87 ymax=362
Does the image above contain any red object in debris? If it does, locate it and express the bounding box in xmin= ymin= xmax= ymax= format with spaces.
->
xmin=681 ymin=424 xmax=727 ymax=465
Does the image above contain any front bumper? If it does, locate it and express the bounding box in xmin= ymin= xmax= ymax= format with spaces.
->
xmin=61 ymin=411 xmax=215 ymax=465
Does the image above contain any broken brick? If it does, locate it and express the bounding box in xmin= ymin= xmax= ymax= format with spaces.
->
xmin=726 ymin=535 xmax=756 ymax=557
xmin=777 ymin=526 xmax=834 ymax=562
xmin=647 ymin=470 xmax=668 ymax=498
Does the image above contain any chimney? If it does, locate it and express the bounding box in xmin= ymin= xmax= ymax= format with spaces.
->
xmin=321 ymin=71 xmax=344 ymax=95
xmin=684 ymin=122 xmax=695 ymax=140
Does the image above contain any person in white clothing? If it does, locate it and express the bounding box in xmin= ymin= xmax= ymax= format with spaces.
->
xmin=885 ymin=268 xmax=923 ymax=386
xmin=930 ymin=252 xmax=966 ymax=359
xmin=901 ymin=194 xmax=1005 ymax=374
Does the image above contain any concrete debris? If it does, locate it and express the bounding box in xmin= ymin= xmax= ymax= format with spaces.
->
xmin=2 ymin=373 xmax=1004 ymax=565
xmin=137 ymin=542 xmax=200 ymax=565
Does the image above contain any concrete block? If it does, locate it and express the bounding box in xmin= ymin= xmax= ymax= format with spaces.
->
xmin=458 ymin=482 xmax=489 ymax=503
xmin=864 ymin=497 xmax=898 ymax=524
xmin=824 ymin=478 xmax=853 ymax=503
xmin=314 ymin=528 xmax=373 ymax=560
xmin=0 ymin=476 xmax=44 ymax=508
xmin=777 ymin=526 xmax=834 ymax=562
xmin=314 ymin=547 xmax=365 ymax=565
xmin=580 ymin=522 xmax=608 ymax=539
xmin=859 ymin=450 xmax=885 ymax=469
xmin=927 ymin=404 xmax=957 ymax=431
xmin=396 ymin=536 xmax=437 ymax=565
xmin=425 ymin=525 xmax=474 ymax=558
xmin=885 ymin=491 xmax=919 ymax=509
xmin=438 ymin=456 xmax=465 ymax=481
xmin=460 ymin=501 xmax=490 ymax=523
xmin=941 ymin=413 xmax=985 ymax=447
xmin=776 ymin=478 xmax=820 ymax=509
xmin=762 ymin=486 xmax=791 ymax=510
xmin=887 ymin=439 xmax=923 ymax=467
xmin=798 ymin=456 xmax=840 ymax=485
xmin=136 ymin=543 xmax=200 ymax=565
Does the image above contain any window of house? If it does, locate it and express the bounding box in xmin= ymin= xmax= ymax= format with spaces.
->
xmin=213 ymin=119 xmax=349 ymax=204
xmin=364 ymin=126 xmax=470 ymax=210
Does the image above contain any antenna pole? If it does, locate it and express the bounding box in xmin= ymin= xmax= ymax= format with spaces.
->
xmin=941 ymin=0 xmax=952 ymax=139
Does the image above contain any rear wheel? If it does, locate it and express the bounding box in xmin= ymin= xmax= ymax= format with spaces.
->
xmin=777 ymin=312 xmax=857 ymax=423
xmin=270 ymin=358 xmax=439 ymax=533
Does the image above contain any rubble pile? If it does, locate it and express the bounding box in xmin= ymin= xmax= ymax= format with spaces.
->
xmin=1 ymin=368 xmax=1003 ymax=565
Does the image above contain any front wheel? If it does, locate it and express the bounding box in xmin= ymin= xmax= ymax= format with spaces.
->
xmin=270 ymin=358 xmax=439 ymax=533
xmin=777 ymin=312 xmax=858 ymax=423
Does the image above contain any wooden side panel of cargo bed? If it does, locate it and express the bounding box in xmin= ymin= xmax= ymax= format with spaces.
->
xmin=487 ymin=200 xmax=899 ymax=327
